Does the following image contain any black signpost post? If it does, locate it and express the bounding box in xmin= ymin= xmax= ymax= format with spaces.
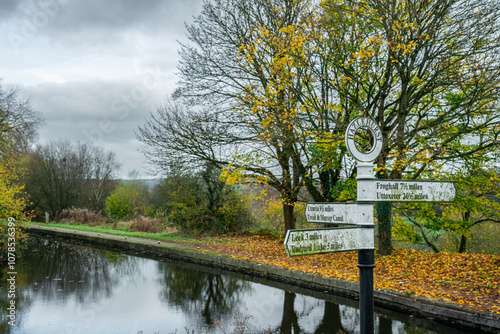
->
xmin=358 ymin=248 xmax=375 ymax=333
xmin=284 ymin=117 xmax=456 ymax=334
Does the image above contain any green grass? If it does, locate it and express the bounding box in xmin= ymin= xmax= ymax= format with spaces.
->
xmin=29 ymin=222 xmax=229 ymax=246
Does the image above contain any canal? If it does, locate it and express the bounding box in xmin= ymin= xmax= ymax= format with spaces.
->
xmin=1 ymin=235 xmax=473 ymax=334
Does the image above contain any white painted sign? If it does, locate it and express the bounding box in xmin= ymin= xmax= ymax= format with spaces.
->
xmin=306 ymin=203 xmax=369 ymax=225
xmin=284 ymin=227 xmax=374 ymax=257
xmin=345 ymin=117 xmax=383 ymax=163
xmin=357 ymin=180 xmax=456 ymax=202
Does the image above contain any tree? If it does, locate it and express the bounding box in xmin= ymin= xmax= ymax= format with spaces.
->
xmin=24 ymin=140 xmax=119 ymax=219
xmin=0 ymin=157 xmax=30 ymax=260
xmin=0 ymin=82 xmax=41 ymax=258
xmin=394 ymin=158 xmax=500 ymax=253
xmin=315 ymin=0 xmax=500 ymax=254
xmin=139 ymin=0 xmax=320 ymax=234
xmin=141 ymin=0 xmax=500 ymax=244
xmin=84 ymin=145 xmax=120 ymax=211
xmin=0 ymin=82 xmax=43 ymax=156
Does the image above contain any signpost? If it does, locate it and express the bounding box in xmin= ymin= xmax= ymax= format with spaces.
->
xmin=284 ymin=116 xmax=456 ymax=334
xmin=357 ymin=180 xmax=456 ymax=202
xmin=305 ymin=203 xmax=361 ymax=224
xmin=284 ymin=227 xmax=373 ymax=257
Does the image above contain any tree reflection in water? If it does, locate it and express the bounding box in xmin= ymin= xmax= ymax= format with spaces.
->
xmin=156 ymin=261 xmax=252 ymax=326
xmin=155 ymin=262 xmax=357 ymax=334
xmin=20 ymin=237 xmax=140 ymax=303
xmin=0 ymin=236 xmax=142 ymax=333
xmin=278 ymin=292 xmax=352 ymax=334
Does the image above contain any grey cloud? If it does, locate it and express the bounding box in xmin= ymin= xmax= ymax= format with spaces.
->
xmin=18 ymin=78 xmax=168 ymax=177
xmin=4 ymin=0 xmax=204 ymax=177
xmin=0 ymin=0 xmax=21 ymax=19
xmin=9 ymin=0 xmax=203 ymax=47
xmin=19 ymin=78 xmax=166 ymax=143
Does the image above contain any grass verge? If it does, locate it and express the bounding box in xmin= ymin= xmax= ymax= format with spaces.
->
xmin=31 ymin=222 xmax=236 ymax=246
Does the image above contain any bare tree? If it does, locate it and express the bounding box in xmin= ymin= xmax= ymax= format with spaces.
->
xmin=86 ymin=145 xmax=120 ymax=211
xmin=24 ymin=140 xmax=120 ymax=219
xmin=0 ymin=82 xmax=43 ymax=156
xmin=137 ymin=102 xmax=233 ymax=176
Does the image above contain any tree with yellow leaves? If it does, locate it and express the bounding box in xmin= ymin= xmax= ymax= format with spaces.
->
xmin=0 ymin=144 xmax=30 ymax=262
xmin=140 ymin=0 xmax=318 ymax=233
xmin=0 ymin=159 xmax=28 ymax=220
xmin=0 ymin=158 xmax=31 ymax=261
xmin=313 ymin=0 xmax=500 ymax=254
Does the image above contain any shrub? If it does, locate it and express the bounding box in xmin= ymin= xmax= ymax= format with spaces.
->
xmin=153 ymin=175 xmax=204 ymax=232
xmin=157 ymin=175 xmax=253 ymax=234
xmin=105 ymin=182 xmax=152 ymax=219
xmin=104 ymin=194 xmax=130 ymax=220
xmin=130 ymin=215 xmax=164 ymax=233
xmin=249 ymin=197 xmax=309 ymax=236
xmin=214 ymin=188 xmax=253 ymax=233
xmin=54 ymin=207 xmax=109 ymax=226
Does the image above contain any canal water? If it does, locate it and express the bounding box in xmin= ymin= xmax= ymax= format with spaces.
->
xmin=1 ymin=236 xmax=472 ymax=334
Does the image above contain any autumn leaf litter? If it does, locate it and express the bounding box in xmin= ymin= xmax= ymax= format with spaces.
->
xmin=188 ymin=234 xmax=500 ymax=315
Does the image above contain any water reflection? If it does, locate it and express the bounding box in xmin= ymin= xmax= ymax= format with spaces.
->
xmin=157 ymin=261 xmax=251 ymax=325
xmin=18 ymin=238 xmax=131 ymax=302
xmin=0 ymin=236 xmax=474 ymax=334
xmin=1 ymin=237 xmax=145 ymax=333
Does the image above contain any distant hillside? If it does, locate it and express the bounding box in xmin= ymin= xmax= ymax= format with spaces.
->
xmin=117 ymin=179 xmax=162 ymax=190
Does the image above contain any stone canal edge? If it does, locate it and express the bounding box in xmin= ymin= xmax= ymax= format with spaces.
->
xmin=28 ymin=225 xmax=500 ymax=333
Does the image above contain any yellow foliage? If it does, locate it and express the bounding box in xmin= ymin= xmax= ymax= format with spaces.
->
xmin=0 ymin=159 xmax=29 ymax=220
xmin=0 ymin=157 xmax=30 ymax=258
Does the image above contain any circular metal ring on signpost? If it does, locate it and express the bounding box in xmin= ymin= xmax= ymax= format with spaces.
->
xmin=345 ymin=117 xmax=383 ymax=163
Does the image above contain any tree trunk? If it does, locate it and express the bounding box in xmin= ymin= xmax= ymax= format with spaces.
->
xmin=283 ymin=202 xmax=295 ymax=235
xmin=458 ymin=234 xmax=467 ymax=253
xmin=376 ymin=173 xmax=393 ymax=256
xmin=379 ymin=316 xmax=393 ymax=334
xmin=280 ymin=291 xmax=300 ymax=334
xmin=458 ymin=212 xmax=471 ymax=253
xmin=377 ymin=202 xmax=393 ymax=255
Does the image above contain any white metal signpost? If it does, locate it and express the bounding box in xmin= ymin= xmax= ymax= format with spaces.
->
xmin=284 ymin=116 xmax=456 ymax=334
xmin=284 ymin=227 xmax=373 ymax=256
xmin=305 ymin=203 xmax=360 ymax=224
xmin=357 ymin=179 xmax=456 ymax=202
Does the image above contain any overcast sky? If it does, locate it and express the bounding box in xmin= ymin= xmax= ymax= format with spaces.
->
xmin=0 ymin=0 xmax=204 ymax=178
